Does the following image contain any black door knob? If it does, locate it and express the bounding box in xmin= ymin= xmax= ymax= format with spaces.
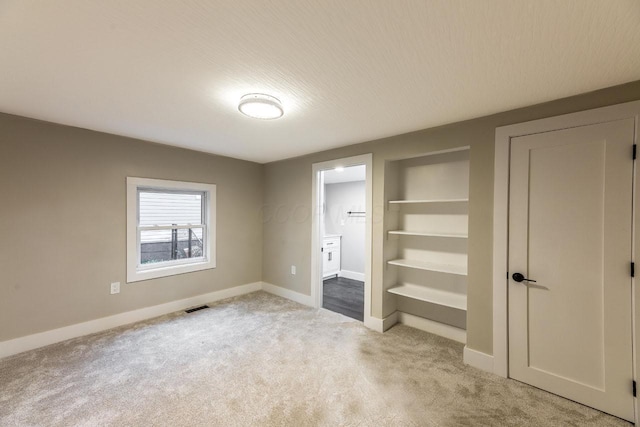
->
xmin=512 ymin=273 xmax=536 ymax=283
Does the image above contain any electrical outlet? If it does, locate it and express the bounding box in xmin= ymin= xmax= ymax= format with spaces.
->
xmin=291 ymin=265 xmax=296 ymax=275
xmin=110 ymin=282 xmax=120 ymax=295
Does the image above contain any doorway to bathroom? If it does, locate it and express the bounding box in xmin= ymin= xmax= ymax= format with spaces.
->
xmin=321 ymin=165 xmax=366 ymax=320
xmin=311 ymin=154 xmax=372 ymax=325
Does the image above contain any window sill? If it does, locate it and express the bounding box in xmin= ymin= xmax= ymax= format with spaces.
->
xmin=127 ymin=259 xmax=216 ymax=283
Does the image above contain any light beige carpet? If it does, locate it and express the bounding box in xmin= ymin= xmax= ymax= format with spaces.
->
xmin=0 ymin=291 xmax=630 ymax=426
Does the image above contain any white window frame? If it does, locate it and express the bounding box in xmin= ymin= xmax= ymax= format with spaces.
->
xmin=126 ymin=177 xmax=216 ymax=283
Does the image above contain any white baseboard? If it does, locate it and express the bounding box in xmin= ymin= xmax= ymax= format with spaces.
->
xmin=339 ymin=270 xmax=365 ymax=282
xmin=463 ymin=346 xmax=495 ymax=373
xmin=383 ymin=311 xmax=399 ymax=331
xmin=364 ymin=317 xmax=382 ymax=332
xmin=5 ymin=282 xmax=475 ymax=360
xmin=261 ymin=282 xmax=395 ymax=333
xmin=397 ymin=312 xmax=467 ymax=344
xmin=261 ymin=282 xmax=314 ymax=307
xmin=364 ymin=311 xmax=398 ymax=333
xmin=0 ymin=282 xmax=262 ymax=359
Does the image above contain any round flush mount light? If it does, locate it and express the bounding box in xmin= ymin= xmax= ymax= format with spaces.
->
xmin=238 ymin=93 xmax=284 ymax=120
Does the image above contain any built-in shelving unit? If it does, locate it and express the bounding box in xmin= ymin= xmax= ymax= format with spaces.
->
xmin=387 ymin=284 xmax=467 ymax=311
xmin=387 ymin=230 xmax=468 ymax=238
xmin=388 ymin=198 xmax=468 ymax=204
xmin=383 ymin=147 xmax=470 ymax=339
xmin=387 ymin=259 xmax=467 ymax=276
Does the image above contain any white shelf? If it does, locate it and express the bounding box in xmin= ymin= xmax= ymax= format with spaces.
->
xmin=388 ymin=284 xmax=467 ymax=311
xmin=388 ymin=230 xmax=468 ymax=238
xmin=387 ymin=259 xmax=467 ymax=276
xmin=388 ymin=198 xmax=468 ymax=204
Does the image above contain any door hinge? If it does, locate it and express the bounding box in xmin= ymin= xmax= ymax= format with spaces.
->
xmin=321 ymin=247 xmax=324 ymax=253
xmin=633 ymin=380 xmax=636 ymax=397
xmin=634 ymin=144 xmax=637 ymax=160
xmin=632 ymin=262 xmax=635 ymax=278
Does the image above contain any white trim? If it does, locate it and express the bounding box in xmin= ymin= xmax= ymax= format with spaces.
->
xmin=126 ymin=177 xmax=217 ymax=283
xmin=0 ymin=282 xmax=262 ymax=359
xmin=633 ymin=109 xmax=640 ymax=423
xmin=364 ymin=311 xmax=399 ymax=333
xmin=493 ymin=125 xmax=510 ymax=378
xmin=311 ymin=154 xmax=374 ymax=329
xmin=463 ymin=346 xmax=495 ymax=373
xmin=397 ymin=312 xmax=467 ymax=344
xmin=261 ymin=282 xmax=314 ymax=307
xmin=383 ymin=311 xmax=399 ymax=331
xmin=493 ymin=100 xmax=640 ymax=378
xmin=138 ymin=224 xmax=206 ymax=231
xmin=339 ymin=270 xmax=365 ymax=282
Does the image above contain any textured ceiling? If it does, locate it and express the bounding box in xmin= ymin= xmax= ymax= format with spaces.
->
xmin=1 ymin=1 xmax=639 ymax=163
xmin=324 ymin=165 xmax=366 ymax=184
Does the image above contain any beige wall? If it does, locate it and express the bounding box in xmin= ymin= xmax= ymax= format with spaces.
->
xmin=262 ymin=80 xmax=640 ymax=355
xmin=3 ymin=81 xmax=640 ymax=350
xmin=0 ymin=114 xmax=263 ymax=342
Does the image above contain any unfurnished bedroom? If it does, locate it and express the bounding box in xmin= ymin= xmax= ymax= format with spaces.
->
xmin=1 ymin=1 xmax=640 ymax=426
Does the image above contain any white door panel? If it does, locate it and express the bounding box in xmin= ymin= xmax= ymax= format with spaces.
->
xmin=508 ymin=118 xmax=635 ymax=421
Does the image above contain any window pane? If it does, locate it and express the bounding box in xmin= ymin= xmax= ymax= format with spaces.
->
xmin=139 ymin=191 xmax=203 ymax=226
xmin=140 ymin=228 xmax=205 ymax=265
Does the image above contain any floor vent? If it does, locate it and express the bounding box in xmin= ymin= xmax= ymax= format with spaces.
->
xmin=185 ymin=305 xmax=209 ymax=313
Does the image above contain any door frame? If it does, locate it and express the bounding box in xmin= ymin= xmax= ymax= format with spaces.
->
xmin=311 ymin=153 xmax=373 ymax=326
xmin=493 ymin=101 xmax=640 ymax=404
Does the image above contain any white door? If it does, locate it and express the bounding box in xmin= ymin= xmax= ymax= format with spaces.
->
xmin=508 ymin=119 xmax=635 ymax=421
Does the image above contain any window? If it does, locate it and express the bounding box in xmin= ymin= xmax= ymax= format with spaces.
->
xmin=127 ymin=177 xmax=216 ymax=282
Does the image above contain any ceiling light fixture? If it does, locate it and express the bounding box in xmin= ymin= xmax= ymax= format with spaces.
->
xmin=238 ymin=93 xmax=284 ymax=120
